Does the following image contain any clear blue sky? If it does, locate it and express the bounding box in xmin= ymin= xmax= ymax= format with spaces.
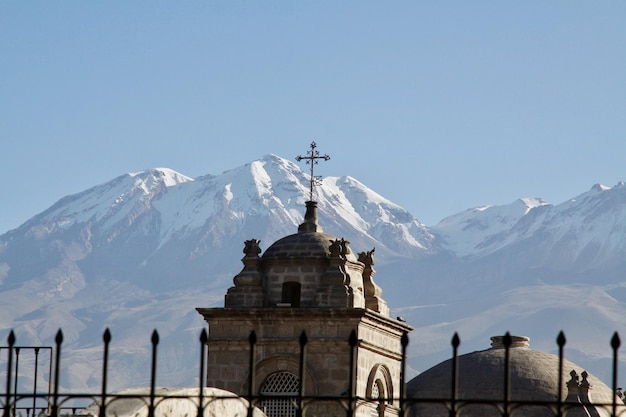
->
xmin=1 ymin=1 xmax=625 ymax=234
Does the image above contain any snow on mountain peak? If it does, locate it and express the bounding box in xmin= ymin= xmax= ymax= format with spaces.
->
xmin=432 ymin=197 xmax=550 ymax=257
xmin=22 ymin=168 xmax=194 ymax=238
xmin=519 ymin=197 xmax=548 ymax=210
xmin=319 ymin=175 xmax=433 ymax=254
xmin=129 ymin=168 xmax=194 ymax=189
xmin=432 ymin=181 xmax=626 ymax=265
xmin=6 ymin=160 xmax=626 ymax=392
xmin=153 ymin=154 xmax=312 ymax=246
xmin=591 ymin=183 xmax=610 ymax=192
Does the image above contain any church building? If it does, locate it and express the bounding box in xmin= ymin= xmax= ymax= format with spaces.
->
xmin=195 ymin=144 xmax=621 ymax=417
xmin=196 ymin=196 xmax=412 ymax=417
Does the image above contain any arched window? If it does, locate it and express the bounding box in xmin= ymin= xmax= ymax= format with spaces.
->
xmin=281 ymin=282 xmax=301 ymax=307
xmin=260 ymin=371 xmax=301 ymax=417
xmin=366 ymin=364 xmax=393 ymax=404
xmin=367 ymin=364 xmax=393 ymax=417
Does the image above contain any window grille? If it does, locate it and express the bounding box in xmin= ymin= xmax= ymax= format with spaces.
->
xmin=260 ymin=371 xmax=301 ymax=417
xmin=371 ymin=379 xmax=382 ymax=399
xmin=370 ymin=379 xmax=384 ymax=417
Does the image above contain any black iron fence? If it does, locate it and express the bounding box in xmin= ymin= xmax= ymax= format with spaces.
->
xmin=0 ymin=329 xmax=624 ymax=417
xmin=0 ymin=345 xmax=53 ymax=417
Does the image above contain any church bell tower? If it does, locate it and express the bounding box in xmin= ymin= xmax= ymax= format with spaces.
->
xmin=196 ymin=143 xmax=412 ymax=417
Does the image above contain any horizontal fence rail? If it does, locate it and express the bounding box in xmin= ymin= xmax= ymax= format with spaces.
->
xmin=1 ymin=329 xmax=624 ymax=417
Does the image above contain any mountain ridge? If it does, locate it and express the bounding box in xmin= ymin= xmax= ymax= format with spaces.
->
xmin=1 ymin=155 xmax=626 ymax=390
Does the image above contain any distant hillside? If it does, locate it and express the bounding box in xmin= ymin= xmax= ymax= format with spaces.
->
xmin=1 ymin=155 xmax=625 ymax=389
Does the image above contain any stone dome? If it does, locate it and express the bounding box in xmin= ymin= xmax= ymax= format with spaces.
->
xmin=261 ymin=200 xmax=358 ymax=262
xmin=82 ymin=387 xmax=266 ymax=417
xmin=407 ymin=335 xmax=621 ymax=417
xmin=224 ymin=200 xmax=385 ymax=311
xmin=262 ymin=231 xmax=359 ymax=262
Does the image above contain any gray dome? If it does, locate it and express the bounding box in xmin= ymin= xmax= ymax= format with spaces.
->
xmin=262 ymin=231 xmax=358 ymax=262
xmin=261 ymin=201 xmax=359 ymax=262
xmin=407 ymin=336 xmax=620 ymax=417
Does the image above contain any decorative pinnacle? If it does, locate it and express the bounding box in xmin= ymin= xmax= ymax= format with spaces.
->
xmin=296 ymin=141 xmax=330 ymax=202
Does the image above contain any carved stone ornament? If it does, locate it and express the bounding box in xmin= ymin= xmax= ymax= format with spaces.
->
xmin=358 ymin=248 xmax=375 ymax=267
xmin=243 ymin=239 xmax=262 ymax=257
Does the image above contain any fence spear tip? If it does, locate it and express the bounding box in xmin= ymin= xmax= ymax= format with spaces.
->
xmin=611 ymin=332 xmax=621 ymax=349
xmin=103 ymin=328 xmax=112 ymax=343
xmin=451 ymin=332 xmax=460 ymax=348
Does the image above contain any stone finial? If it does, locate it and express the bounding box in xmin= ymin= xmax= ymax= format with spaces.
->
xmin=298 ymin=201 xmax=323 ymax=233
xmin=579 ymin=371 xmax=593 ymax=404
xmin=226 ymin=239 xmax=263 ymax=307
xmin=243 ymin=239 xmax=261 ymax=257
xmin=329 ymin=238 xmax=351 ymax=258
xmin=564 ymin=369 xmax=599 ymax=415
xmin=360 ymin=247 xmax=389 ymax=316
xmin=340 ymin=238 xmax=351 ymax=256
xmin=329 ymin=239 xmax=343 ymax=257
xmin=567 ymin=370 xmax=580 ymax=390
xmin=564 ymin=369 xmax=583 ymax=405
xmin=490 ymin=335 xmax=530 ymax=349
xmin=358 ymin=248 xmax=375 ymax=267
xmin=580 ymin=371 xmax=590 ymax=388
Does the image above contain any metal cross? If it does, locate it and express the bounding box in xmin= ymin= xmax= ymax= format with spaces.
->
xmin=296 ymin=141 xmax=330 ymax=202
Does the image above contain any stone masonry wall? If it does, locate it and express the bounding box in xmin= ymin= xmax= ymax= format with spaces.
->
xmin=198 ymin=307 xmax=411 ymax=417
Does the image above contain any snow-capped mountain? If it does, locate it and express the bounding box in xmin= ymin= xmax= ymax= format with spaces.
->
xmin=1 ymin=155 xmax=626 ymax=392
xmin=395 ymin=181 xmax=626 ymax=382
xmin=0 ymin=155 xmax=432 ymax=391
xmin=431 ymin=182 xmax=626 ymax=274
xmin=431 ymin=197 xmax=550 ymax=257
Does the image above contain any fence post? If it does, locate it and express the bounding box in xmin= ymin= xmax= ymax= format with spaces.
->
xmin=450 ymin=333 xmax=460 ymax=417
xmin=148 ymin=330 xmax=159 ymax=417
xmin=32 ymin=347 xmax=40 ymax=417
xmin=399 ymin=331 xmax=409 ymax=417
xmin=502 ymin=332 xmax=512 ymax=417
xmin=51 ymin=330 xmax=63 ymax=417
xmin=100 ymin=328 xmax=111 ymax=417
xmin=198 ymin=329 xmax=207 ymax=417
xmin=556 ymin=331 xmax=566 ymax=417
xmin=13 ymin=348 xmax=20 ymax=417
xmin=4 ymin=331 xmax=15 ymax=417
xmin=611 ymin=332 xmax=620 ymax=417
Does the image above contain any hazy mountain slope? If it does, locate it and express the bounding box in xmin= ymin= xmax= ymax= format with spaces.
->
xmin=1 ymin=155 xmax=626 ymax=392
xmin=396 ymin=282 xmax=626 ymax=383
xmin=432 ymin=182 xmax=626 ymax=271
xmin=393 ymin=182 xmax=626 ymax=380
xmin=0 ymin=155 xmax=432 ymax=391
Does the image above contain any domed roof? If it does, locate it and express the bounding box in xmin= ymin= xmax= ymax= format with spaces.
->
xmin=261 ymin=200 xmax=358 ymax=262
xmin=83 ymin=387 xmax=265 ymax=417
xmin=407 ymin=335 xmax=620 ymax=417
xmin=263 ymin=231 xmax=340 ymax=258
